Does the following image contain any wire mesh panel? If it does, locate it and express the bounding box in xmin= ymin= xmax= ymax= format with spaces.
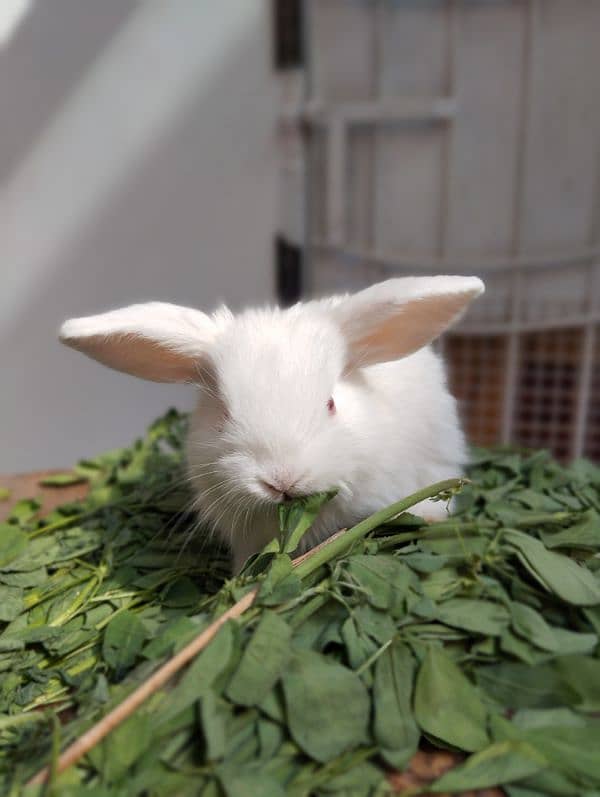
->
xmin=297 ymin=0 xmax=600 ymax=461
xmin=584 ymin=329 xmax=600 ymax=462
xmin=445 ymin=335 xmax=507 ymax=448
xmin=513 ymin=328 xmax=583 ymax=461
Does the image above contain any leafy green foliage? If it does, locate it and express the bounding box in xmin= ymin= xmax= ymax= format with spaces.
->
xmin=225 ymin=611 xmax=291 ymax=706
xmin=372 ymin=641 xmax=419 ymax=769
xmin=1 ymin=423 xmax=600 ymax=796
xmin=102 ymin=610 xmax=148 ymax=674
xmin=282 ymin=649 xmax=370 ymax=763
xmin=414 ymin=646 xmax=489 ymax=752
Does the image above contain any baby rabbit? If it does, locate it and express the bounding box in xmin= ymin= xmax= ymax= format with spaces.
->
xmin=60 ymin=276 xmax=484 ymax=571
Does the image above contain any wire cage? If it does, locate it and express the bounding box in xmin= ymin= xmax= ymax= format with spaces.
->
xmin=281 ymin=0 xmax=600 ymax=462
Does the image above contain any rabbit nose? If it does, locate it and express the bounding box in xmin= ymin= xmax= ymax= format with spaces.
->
xmin=260 ymin=480 xmax=286 ymax=500
xmin=260 ymin=474 xmax=302 ymax=501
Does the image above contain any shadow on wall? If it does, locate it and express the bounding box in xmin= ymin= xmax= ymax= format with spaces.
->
xmin=0 ymin=0 xmax=278 ymax=472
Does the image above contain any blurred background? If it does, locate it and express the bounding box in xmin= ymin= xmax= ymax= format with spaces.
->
xmin=1 ymin=0 xmax=599 ymax=472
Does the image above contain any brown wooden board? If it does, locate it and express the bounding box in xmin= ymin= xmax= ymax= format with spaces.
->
xmin=0 ymin=471 xmax=89 ymax=521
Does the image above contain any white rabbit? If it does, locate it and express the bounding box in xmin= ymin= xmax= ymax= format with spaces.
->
xmin=60 ymin=276 xmax=484 ymax=572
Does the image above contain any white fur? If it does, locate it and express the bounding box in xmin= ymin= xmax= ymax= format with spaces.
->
xmin=59 ymin=276 xmax=484 ymax=571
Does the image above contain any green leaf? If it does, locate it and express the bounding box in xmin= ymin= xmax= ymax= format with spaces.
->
xmin=492 ymin=712 xmax=600 ymax=784
xmin=159 ymin=622 xmax=238 ymax=724
xmin=278 ymin=490 xmax=336 ymax=554
xmin=161 ymin=577 xmax=202 ymax=608
xmin=218 ymin=769 xmax=286 ymax=797
xmin=420 ymin=534 xmax=487 ymax=559
xmin=282 ymin=650 xmax=370 ymax=762
xmin=437 ymin=598 xmax=510 ymax=636
xmin=420 ymin=566 xmax=461 ymax=601
xmin=0 ymin=566 xmax=47 ymax=587
xmin=0 ymin=585 xmax=23 ymax=622
xmin=555 ymin=656 xmax=600 ymax=712
xmin=345 ymin=555 xmax=412 ymax=611
xmin=0 ymin=637 xmax=25 ymax=652
xmin=256 ymin=554 xmax=301 ymax=606
xmin=256 ymin=689 xmax=285 ymax=724
xmin=200 ymin=690 xmax=230 ymax=761
xmin=512 ymin=770 xmax=586 ymax=796
xmin=0 ymin=487 xmax=10 ymax=502
xmin=511 ymin=489 xmax=565 ymax=513
xmin=341 ymin=617 xmax=377 ymax=670
xmin=102 ymin=609 xmax=147 ymax=672
xmin=39 ymin=473 xmax=87 ymax=487
xmin=430 ymin=740 xmax=546 ymax=792
xmin=567 ymin=458 xmax=600 ymax=484
xmin=257 ymin=718 xmax=284 ymax=761
xmin=226 ymin=612 xmax=291 ymax=706
xmin=142 ymin=616 xmax=204 ymax=660
xmin=87 ymin=712 xmax=153 ymax=783
xmin=541 ymin=509 xmax=600 ymax=550
xmin=400 ymin=551 xmax=450 ymax=573
xmin=351 ymin=605 xmax=393 ymax=645
xmin=414 ymin=646 xmax=489 ymax=752
xmin=476 ymin=662 xmax=578 ymax=709
xmin=504 ymin=530 xmax=600 ymax=605
xmin=291 ymin=600 xmax=346 ymax=651
xmin=0 ymin=524 xmax=28 ymax=568
xmin=373 ymin=641 xmax=419 ymax=769
xmin=510 ymin=602 xmax=558 ymax=651
xmin=511 ymin=707 xmax=587 ymax=730
xmin=550 ymin=627 xmax=597 ymax=656
xmin=500 ymin=630 xmax=547 ymax=665
xmin=527 ymin=725 xmax=600 ymax=783
xmin=315 ymin=757 xmax=384 ymax=793
xmin=8 ymin=498 xmax=41 ymax=525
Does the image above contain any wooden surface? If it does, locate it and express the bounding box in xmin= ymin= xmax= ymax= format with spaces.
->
xmin=0 ymin=471 xmax=504 ymax=796
xmin=0 ymin=471 xmax=89 ymax=520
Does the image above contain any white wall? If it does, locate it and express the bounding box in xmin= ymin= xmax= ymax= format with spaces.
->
xmin=0 ymin=0 xmax=279 ymax=472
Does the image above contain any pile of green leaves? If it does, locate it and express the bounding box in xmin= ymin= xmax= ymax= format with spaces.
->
xmin=1 ymin=411 xmax=600 ymax=796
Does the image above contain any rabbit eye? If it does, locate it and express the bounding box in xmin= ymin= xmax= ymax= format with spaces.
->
xmin=327 ymin=397 xmax=336 ymax=416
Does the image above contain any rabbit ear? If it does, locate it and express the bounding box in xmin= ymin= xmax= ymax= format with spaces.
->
xmin=333 ymin=276 xmax=484 ymax=371
xmin=59 ymin=302 xmax=217 ymax=383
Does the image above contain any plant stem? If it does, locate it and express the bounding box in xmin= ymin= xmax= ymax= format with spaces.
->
xmin=376 ymin=530 xmax=430 ymax=549
xmin=355 ymin=637 xmax=394 ymax=675
xmin=294 ymin=478 xmax=466 ymax=581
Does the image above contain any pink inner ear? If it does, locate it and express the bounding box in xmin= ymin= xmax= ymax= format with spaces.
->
xmin=67 ymin=334 xmax=201 ymax=383
xmin=342 ymin=291 xmax=478 ymax=371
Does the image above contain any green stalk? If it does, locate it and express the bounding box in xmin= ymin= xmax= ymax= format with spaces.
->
xmin=287 ymin=592 xmax=330 ymax=629
xmin=355 ymin=637 xmax=394 ymax=675
xmin=29 ymin=512 xmax=87 ymax=538
xmin=423 ymin=520 xmax=492 ymax=534
xmin=376 ymin=530 xmax=431 ymax=549
xmin=517 ymin=511 xmax=573 ymax=527
xmin=376 ymin=509 xmax=573 ymax=549
xmin=294 ymin=478 xmax=465 ymax=581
